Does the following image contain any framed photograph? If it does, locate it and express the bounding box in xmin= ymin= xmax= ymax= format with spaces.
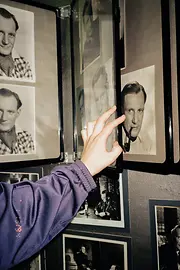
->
xmin=63 ymin=232 xmax=132 ymax=270
xmin=70 ymin=169 xmax=130 ymax=233
xmin=71 ymin=0 xmax=122 ymax=170
xmin=0 ymin=0 xmax=64 ymax=168
xmin=120 ymin=0 xmax=173 ymax=173
xmin=149 ymin=199 xmax=180 ymax=270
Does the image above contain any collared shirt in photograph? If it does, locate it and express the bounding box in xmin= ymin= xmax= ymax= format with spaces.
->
xmin=0 ymin=128 xmax=34 ymax=155
xmin=122 ymin=129 xmax=154 ymax=155
xmin=0 ymin=50 xmax=33 ymax=79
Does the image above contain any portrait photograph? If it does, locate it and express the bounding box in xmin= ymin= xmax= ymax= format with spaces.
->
xmin=63 ymin=233 xmax=130 ymax=270
xmin=71 ymin=172 xmax=126 ymax=229
xmin=0 ymin=83 xmax=35 ymax=161
xmin=150 ymin=200 xmax=180 ymax=270
xmin=0 ymin=3 xmax=35 ymax=82
xmin=121 ymin=65 xmax=156 ymax=158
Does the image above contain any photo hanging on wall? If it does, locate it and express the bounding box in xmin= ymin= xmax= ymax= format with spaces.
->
xmin=63 ymin=232 xmax=132 ymax=270
xmin=149 ymin=199 xmax=180 ymax=270
xmin=0 ymin=0 xmax=64 ymax=168
xmin=70 ymin=169 xmax=130 ymax=233
xmin=120 ymin=0 xmax=173 ymax=173
xmin=70 ymin=0 xmax=122 ymax=171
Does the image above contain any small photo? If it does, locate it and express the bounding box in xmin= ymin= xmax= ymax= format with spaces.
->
xmin=150 ymin=200 xmax=180 ymax=270
xmin=0 ymin=83 xmax=35 ymax=157
xmin=0 ymin=171 xmax=39 ymax=184
xmin=63 ymin=234 xmax=129 ymax=270
xmin=121 ymin=65 xmax=156 ymax=155
xmin=0 ymin=4 xmax=35 ymax=82
xmin=72 ymin=172 xmax=125 ymax=228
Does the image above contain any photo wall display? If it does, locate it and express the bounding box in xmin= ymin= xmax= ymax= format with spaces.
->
xmin=0 ymin=0 xmax=64 ymax=168
xmin=149 ymin=200 xmax=180 ymax=270
xmin=120 ymin=0 xmax=173 ymax=173
xmin=70 ymin=169 xmax=130 ymax=233
xmin=63 ymin=232 xmax=132 ymax=270
xmin=71 ymin=0 xmax=122 ymax=170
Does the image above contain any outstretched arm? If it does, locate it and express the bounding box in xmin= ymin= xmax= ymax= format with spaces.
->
xmin=0 ymin=106 xmax=125 ymax=269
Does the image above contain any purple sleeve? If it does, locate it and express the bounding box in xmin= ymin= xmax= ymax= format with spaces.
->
xmin=0 ymin=160 xmax=96 ymax=269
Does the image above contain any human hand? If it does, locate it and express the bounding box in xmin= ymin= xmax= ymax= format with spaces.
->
xmin=81 ymin=106 xmax=125 ymax=176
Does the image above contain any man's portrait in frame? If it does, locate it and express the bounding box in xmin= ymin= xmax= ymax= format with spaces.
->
xmin=0 ymin=4 xmax=35 ymax=82
xmin=0 ymin=83 xmax=35 ymax=157
xmin=121 ymin=65 xmax=156 ymax=155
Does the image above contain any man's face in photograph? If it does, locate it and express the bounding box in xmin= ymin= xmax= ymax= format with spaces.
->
xmin=0 ymin=15 xmax=16 ymax=56
xmin=123 ymin=90 xmax=145 ymax=139
xmin=0 ymin=95 xmax=20 ymax=132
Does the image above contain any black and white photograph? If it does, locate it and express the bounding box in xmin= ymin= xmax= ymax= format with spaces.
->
xmin=0 ymin=4 xmax=35 ymax=82
xmin=72 ymin=172 xmax=125 ymax=228
xmin=0 ymin=171 xmax=38 ymax=183
xmin=0 ymin=165 xmax=43 ymax=183
xmin=119 ymin=0 xmax=126 ymax=70
xmin=63 ymin=233 xmax=130 ymax=270
xmin=121 ymin=65 xmax=156 ymax=156
xmin=0 ymin=83 xmax=35 ymax=160
xmin=0 ymin=0 xmax=63 ymax=164
xmin=150 ymin=200 xmax=180 ymax=270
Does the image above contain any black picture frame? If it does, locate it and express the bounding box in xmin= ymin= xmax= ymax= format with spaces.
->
xmin=0 ymin=0 xmax=64 ymax=170
xmin=149 ymin=199 xmax=180 ymax=270
xmin=70 ymin=0 xmax=123 ymax=172
xmin=68 ymin=168 xmax=130 ymax=234
xmin=121 ymin=0 xmax=174 ymax=174
xmin=62 ymin=231 xmax=132 ymax=270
